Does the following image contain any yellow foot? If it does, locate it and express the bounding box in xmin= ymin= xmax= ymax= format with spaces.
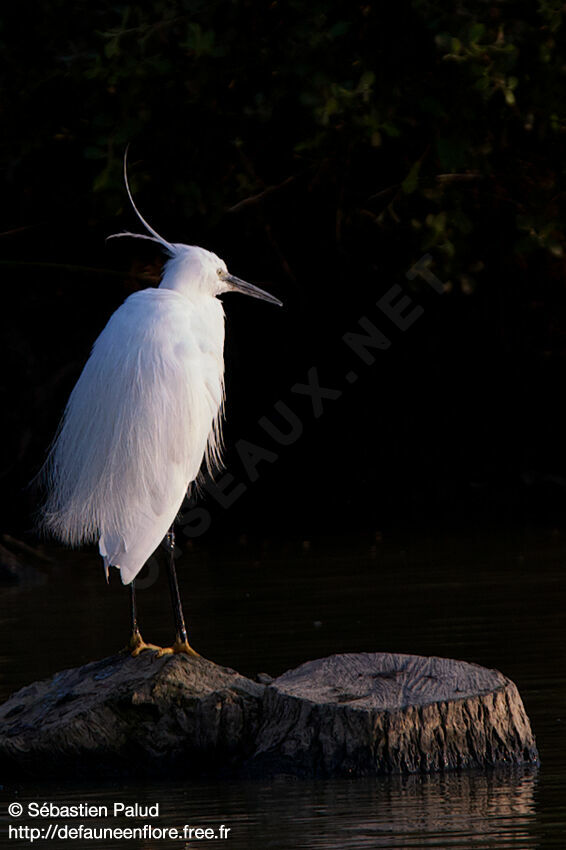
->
xmin=157 ymin=638 xmax=200 ymax=658
xmin=128 ymin=630 xmax=162 ymax=657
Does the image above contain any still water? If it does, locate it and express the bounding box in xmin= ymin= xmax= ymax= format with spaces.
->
xmin=0 ymin=526 xmax=565 ymax=848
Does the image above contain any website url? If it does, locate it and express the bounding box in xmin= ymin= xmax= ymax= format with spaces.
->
xmin=8 ymin=823 xmax=230 ymax=842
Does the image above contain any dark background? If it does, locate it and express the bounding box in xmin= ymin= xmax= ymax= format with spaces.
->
xmin=2 ymin=0 xmax=566 ymax=549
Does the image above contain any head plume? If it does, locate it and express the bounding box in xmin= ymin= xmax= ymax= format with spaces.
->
xmin=107 ymin=147 xmax=175 ymax=254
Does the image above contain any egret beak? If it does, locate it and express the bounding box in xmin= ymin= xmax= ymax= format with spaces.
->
xmin=223 ymin=273 xmax=283 ymax=307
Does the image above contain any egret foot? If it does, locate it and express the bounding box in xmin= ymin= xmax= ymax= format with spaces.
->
xmin=157 ymin=638 xmax=200 ymax=658
xmin=128 ymin=629 xmax=162 ymax=657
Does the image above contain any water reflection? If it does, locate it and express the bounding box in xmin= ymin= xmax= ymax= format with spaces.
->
xmin=0 ymin=770 xmax=539 ymax=849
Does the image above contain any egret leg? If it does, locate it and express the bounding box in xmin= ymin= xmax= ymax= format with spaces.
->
xmin=128 ymin=580 xmax=161 ymax=656
xmin=157 ymin=527 xmax=200 ymax=657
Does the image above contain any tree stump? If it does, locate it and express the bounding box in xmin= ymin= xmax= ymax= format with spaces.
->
xmin=0 ymin=652 xmax=264 ymax=778
xmin=247 ymin=652 xmax=539 ymax=776
xmin=0 ymin=651 xmax=538 ymax=778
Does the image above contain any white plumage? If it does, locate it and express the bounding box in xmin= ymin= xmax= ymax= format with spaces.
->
xmin=40 ymin=164 xmax=281 ymax=589
xmin=42 ymin=250 xmax=225 ymax=584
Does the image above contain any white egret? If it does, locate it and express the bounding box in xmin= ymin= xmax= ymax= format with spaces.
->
xmin=40 ymin=154 xmax=282 ymax=656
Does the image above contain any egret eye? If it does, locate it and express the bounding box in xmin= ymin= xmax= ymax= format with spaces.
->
xmin=216 ymin=268 xmax=225 ymax=278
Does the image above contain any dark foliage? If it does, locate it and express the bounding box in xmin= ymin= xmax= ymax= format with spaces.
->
xmin=2 ymin=0 xmax=566 ymax=540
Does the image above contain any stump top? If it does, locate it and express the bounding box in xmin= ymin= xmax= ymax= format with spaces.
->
xmin=272 ymin=652 xmax=508 ymax=710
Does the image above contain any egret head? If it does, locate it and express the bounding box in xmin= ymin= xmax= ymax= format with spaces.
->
xmin=110 ymin=149 xmax=282 ymax=307
xmin=161 ymin=244 xmax=282 ymax=306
